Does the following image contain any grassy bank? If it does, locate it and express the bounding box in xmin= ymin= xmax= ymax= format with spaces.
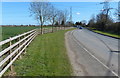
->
xmin=12 ymin=29 xmax=74 ymax=76
xmin=93 ymin=30 xmax=120 ymax=38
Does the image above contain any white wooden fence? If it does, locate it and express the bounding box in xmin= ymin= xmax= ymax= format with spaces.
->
xmin=0 ymin=29 xmax=38 ymax=77
xmin=0 ymin=27 xmax=72 ymax=77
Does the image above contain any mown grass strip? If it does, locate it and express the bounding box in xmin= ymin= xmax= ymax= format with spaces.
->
xmin=13 ymin=29 xmax=74 ymax=76
xmin=93 ymin=30 xmax=120 ymax=39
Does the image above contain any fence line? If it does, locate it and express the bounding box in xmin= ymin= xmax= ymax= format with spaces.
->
xmin=0 ymin=27 xmax=72 ymax=77
xmin=0 ymin=28 xmax=38 ymax=77
xmin=0 ymin=29 xmax=36 ymax=46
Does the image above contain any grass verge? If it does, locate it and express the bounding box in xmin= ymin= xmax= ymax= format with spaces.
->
xmin=93 ymin=30 xmax=120 ymax=39
xmin=12 ymin=28 xmax=74 ymax=76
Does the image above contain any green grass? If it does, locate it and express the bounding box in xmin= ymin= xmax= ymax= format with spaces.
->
xmin=2 ymin=27 xmax=40 ymax=40
xmin=93 ymin=30 xmax=120 ymax=38
xmin=13 ymin=29 xmax=74 ymax=76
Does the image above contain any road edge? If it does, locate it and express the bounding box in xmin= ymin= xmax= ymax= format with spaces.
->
xmin=65 ymin=30 xmax=85 ymax=76
xmin=86 ymin=28 xmax=120 ymax=39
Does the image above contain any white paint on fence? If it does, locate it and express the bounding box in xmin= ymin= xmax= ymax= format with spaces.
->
xmin=0 ymin=28 xmax=38 ymax=77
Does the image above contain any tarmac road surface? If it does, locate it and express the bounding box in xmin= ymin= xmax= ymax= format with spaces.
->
xmin=65 ymin=28 xmax=119 ymax=77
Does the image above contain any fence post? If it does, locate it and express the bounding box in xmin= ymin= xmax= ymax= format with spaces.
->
xmin=56 ymin=26 xmax=58 ymax=31
xmin=9 ymin=37 xmax=13 ymax=71
xmin=48 ymin=27 xmax=50 ymax=33
xmin=36 ymin=29 xmax=38 ymax=35
xmin=43 ymin=27 xmax=44 ymax=34
xmin=39 ymin=28 xmax=41 ymax=35
xmin=23 ymin=35 xmax=26 ymax=55
xmin=18 ymin=37 xmax=22 ymax=59
xmin=52 ymin=26 xmax=53 ymax=33
xmin=37 ymin=28 xmax=40 ymax=35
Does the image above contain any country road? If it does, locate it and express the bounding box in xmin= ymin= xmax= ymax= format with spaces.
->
xmin=65 ymin=28 xmax=119 ymax=76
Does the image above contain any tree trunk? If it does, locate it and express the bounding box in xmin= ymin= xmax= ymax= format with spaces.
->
xmin=52 ymin=24 xmax=54 ymax=33
xmin=41 ymin=24 xmax=43 ymax=34
xmin=52 ymin=19 xmax=55 ymax=33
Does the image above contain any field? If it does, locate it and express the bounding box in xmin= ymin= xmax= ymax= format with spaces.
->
xmin=10 ymin=29 xmax=73 ymax=76
xmin=1 ymin=26 xmax=40 ymax=40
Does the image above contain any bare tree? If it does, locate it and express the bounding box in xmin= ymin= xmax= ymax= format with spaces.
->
xmin=119 ymin=1 xmax=120 ymax=22
xmin=81 ymin=20 xmax=87 ymax=26
xmin=88 ymin=15 xmax=96 ymax=28
xmin=63 ymin=10 xmax=69 ymax=25
xmin=56 ymin=10 xmax=69 ymax=26
xmin=49 ymin=7 xmax=57 ymax=25
xmin=48 ymin=6 xmax=58 ymax=32
xmin=56 ymin=10 xmax=64 ymax=25
xmin=30 ymin=2 xmax=52 ymax=34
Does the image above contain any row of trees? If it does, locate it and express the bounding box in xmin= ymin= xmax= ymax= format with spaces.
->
xmin=87 ymin=12 xmax=119 ymax=34
xmin=75 ymin=20 xmax=87 ymax=26
xmin=29 ymin=2 xmax=70 ymax=33
xmin=87 ymin=1 xmax=119 ymax=34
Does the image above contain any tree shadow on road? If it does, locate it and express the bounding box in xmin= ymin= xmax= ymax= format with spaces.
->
xmin=105 ymin=51 xmax=118 ymax=77
xmin=105 ymin=51 xmax=113 ymax=76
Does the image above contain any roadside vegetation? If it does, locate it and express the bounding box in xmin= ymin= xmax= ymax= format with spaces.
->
xmin=86 ymin=14 xmax=120 ymax=38
xmin=93 ymin=30 xmax=120 ymax=38
xmin=12 ymin=29 xmax=74 ymax=76
xmin=75 ymin=21 xmax=120 ymax=39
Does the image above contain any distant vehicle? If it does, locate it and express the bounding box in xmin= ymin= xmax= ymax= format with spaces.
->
xmin=79 ymin=27 xmax=82 ymax=29
xmin=73 ymin=25 xmax=83 ymax=29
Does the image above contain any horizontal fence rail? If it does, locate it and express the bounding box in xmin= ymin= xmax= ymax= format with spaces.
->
xmin=0 ymin=29 xmax=36 ymax=46
xmin=0 ymin=28 xmax=38 ymax=77
xmin=0 ymin=27 xmax=72 ymax=77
